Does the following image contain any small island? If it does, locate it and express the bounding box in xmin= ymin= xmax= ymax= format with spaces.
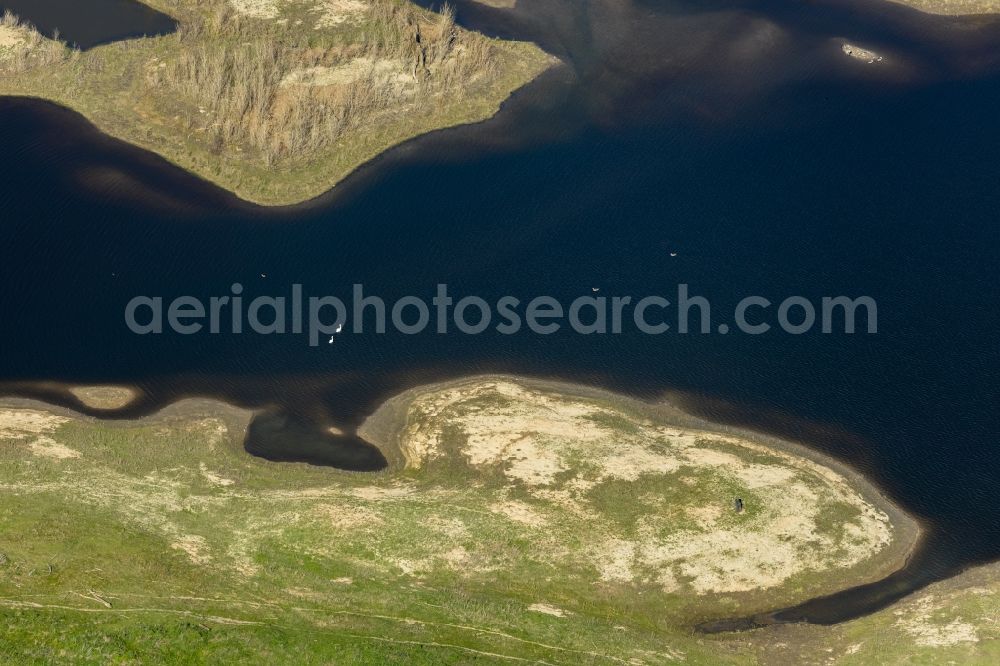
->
xmin=0 ymin=1 xmax=553 ymax=206
xmin=0 ymin=376 xmax=927 ymax=662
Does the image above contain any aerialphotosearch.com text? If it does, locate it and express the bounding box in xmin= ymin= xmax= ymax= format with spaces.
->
xmin=125 ymin=283 xmax=878 ymax=346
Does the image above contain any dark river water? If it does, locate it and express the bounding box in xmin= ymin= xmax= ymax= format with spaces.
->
xmin=2 ymin=0 xmax=1000 ymax=628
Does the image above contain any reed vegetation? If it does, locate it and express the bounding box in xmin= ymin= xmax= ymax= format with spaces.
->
xmin=0 ymin=11 xmax=73 ymax=74
xmin=144 ymin=0 xmax=503 ymax=165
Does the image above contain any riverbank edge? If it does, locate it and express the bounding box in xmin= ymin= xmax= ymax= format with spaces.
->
xmin=0 ymin=394 xmax=256 ymax=436
xmin=1 ymin=375 xmax=923 ymax=626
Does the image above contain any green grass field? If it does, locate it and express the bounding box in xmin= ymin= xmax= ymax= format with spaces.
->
xmin=748 ymin=560 xmax=1000 ymax=665
xmin=0 ymin=377 xmax=947 ymax=664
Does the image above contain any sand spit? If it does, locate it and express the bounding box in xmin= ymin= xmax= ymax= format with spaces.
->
xmin=69 ymin=386 xmax=137 ymax=410
xmin=842 ymin=43 xmax=884 ymax=64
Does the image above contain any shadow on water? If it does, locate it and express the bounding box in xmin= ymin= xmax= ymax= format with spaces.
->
xmin=244 ymin=410 xmax=388 ymax=471
xmin=2 ymin=0 xmax=1000 ymax=629
xmin=0 ymin=0 xmax=176 ymax=49
xmin=0 ymin=98 xmax=246 ymax=215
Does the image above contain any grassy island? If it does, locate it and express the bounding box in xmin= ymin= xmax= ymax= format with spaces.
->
xmin=0 ymin=376 xmax=926 ymax=663
xmin=0 ymin=1 xmax=553 ymax=206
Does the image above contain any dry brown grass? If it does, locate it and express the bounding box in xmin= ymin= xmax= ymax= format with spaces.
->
xmin=147 ymin=0 xmax=503 ymax=165
xmin=0 ymin=11 xmax=72 ymax=73
xmin=0 ymin=0 xmax=552 ymax=204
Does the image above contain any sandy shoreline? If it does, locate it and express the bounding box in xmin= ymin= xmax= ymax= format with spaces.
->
xmin=0 ymin=393 xmax=254 ymax=430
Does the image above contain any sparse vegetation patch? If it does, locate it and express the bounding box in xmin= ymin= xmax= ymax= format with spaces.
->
xmin=0 ymin=378 xmax=922 ymax=662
